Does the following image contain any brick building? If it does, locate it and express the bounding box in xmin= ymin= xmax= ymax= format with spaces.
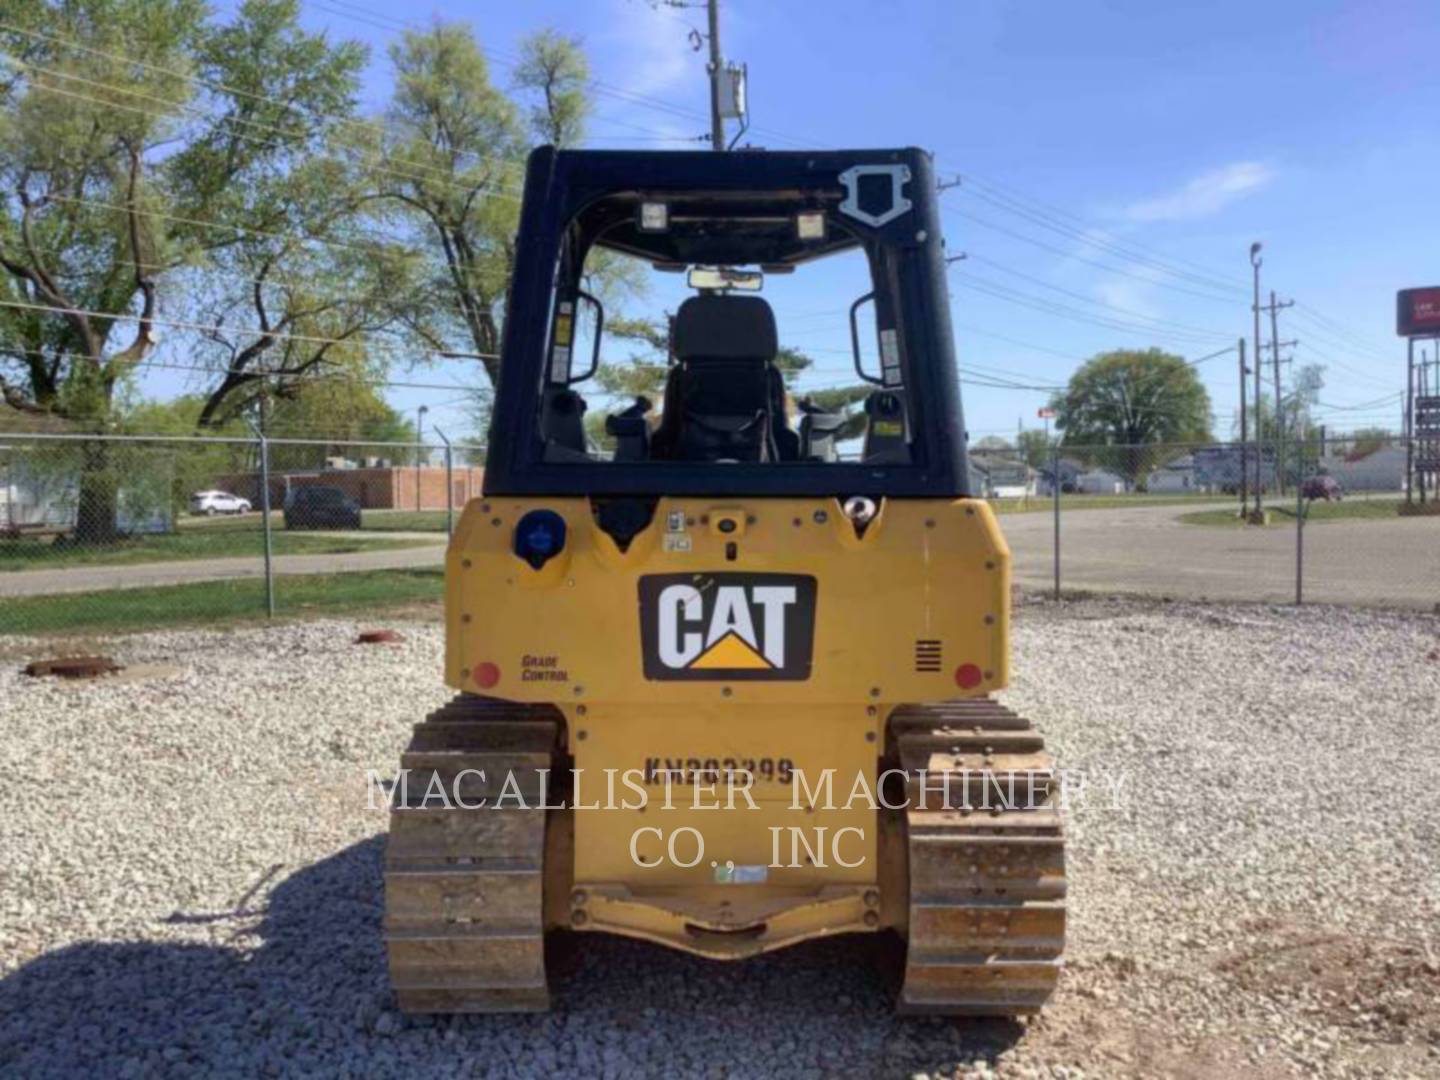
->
xmin=228 ymin=465 xmax=485 ymax=511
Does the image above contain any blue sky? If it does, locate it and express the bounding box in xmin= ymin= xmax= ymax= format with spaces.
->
xmin=160 ymin=0 xmax=1439 ymax=443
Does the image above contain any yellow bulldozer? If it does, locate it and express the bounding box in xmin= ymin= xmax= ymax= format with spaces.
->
xmin=382 ymin=146 xmax=1065 ymax=1015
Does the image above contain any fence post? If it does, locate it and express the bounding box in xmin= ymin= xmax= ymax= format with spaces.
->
xmin=1295 ymin=459 xmax=1305 ymax=606
xmin=256 ymin=430 xmax=275 ymax=618
xmin=1051 ymin=444 xmax=1061 ymax=600
xmin=435 ymin=428 xmax=454 ymax=538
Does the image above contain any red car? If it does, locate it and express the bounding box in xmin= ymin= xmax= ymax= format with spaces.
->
xmin=1301 ymin=475 xmax=1343 ymax=501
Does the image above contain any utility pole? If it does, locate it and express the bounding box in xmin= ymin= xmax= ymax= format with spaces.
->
xmin=706 ymin=0 xmax=724 ymax=151
xmin=1238 ymin=337 xmax=1248 ymax=516
xmin=1262 ymin=290 xmax=1297 ymax=492
xmin=1250 ymin=243 xmax=1264 ymax=517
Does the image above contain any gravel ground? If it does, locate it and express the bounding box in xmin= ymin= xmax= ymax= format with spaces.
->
xmin=1 ymin=596 xmax=1438 ymax=1079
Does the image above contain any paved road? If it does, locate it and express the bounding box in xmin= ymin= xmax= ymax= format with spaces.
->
xmin=1003 ymin=500 xmax=1440 ymax=610
xmin=3 ymin=504 xmax=1435 ymax=610
xmin=0 ymin=542 xmax=447 ymax=597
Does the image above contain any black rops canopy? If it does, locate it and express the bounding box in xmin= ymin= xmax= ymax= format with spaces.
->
xmin=483 ymin=146 xmax=972 ymax=499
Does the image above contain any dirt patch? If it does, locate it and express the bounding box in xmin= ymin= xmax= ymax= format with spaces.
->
xmin=1217 ymin=921 xmax=1440 ymax=1042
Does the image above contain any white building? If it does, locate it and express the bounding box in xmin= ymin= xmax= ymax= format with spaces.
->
xmin=1147 ymin=454 xmax=1196 ymax=493
xmin=0 ymin=451 xmax=77 ymax=531
xmin=1075 ymin=468 xmax=1125 ymax=494
xmin=1319 ymin=445 xmax=1406 ymax=493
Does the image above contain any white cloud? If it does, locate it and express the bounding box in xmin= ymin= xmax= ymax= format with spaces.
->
xmin=1124 ymin=162 xmax=1274 ymax=223
xmin=576 ymin=1 xmax=714 ymax=145
xmin=1093 ymin=278 xmax=1159 ymax=320
xmin=602 ymin=0 xmax=699 ymax=106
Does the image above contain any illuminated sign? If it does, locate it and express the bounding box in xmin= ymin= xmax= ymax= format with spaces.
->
xmin=1397 ymin=287 xmax=1440 ymax=337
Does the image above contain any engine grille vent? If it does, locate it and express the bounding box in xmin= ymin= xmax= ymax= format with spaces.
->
xmin=914 ymin=639 xmax=942 ymax=673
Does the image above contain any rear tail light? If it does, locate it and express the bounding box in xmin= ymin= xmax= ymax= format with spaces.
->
xmin=954 ymin=663 xmax=983 ymax=689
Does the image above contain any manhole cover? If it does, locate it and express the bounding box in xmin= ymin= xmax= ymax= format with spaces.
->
xmin=357 ymin=629 xmax=403 ymax=645
xmin=23 ymin=656 xmax=122 ymax=679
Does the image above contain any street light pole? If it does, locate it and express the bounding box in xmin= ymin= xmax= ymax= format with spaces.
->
xmin=1238 ymin=337 xmax=1248 ymax=517
xmin=1250 ymin=242 xmax=1264 ymax=517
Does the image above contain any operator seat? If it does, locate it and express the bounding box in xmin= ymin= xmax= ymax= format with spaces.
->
xmin=652 ymin=294 xmax=799 ymax=462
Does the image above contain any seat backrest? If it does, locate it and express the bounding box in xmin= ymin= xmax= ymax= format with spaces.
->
xmin=672 ymin=294 xmax=778 ymax=364
xmin=653 ymin=295 xmax=783 ymax=462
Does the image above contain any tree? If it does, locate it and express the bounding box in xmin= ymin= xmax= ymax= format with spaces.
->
xmin=169 ymin=3 xmax=428 ymax=429
xmin=0 ymin=0 xmax=383 ymax=537
xmin=1052 ymin=348 xmax=1212 ymax=488
xmin=798 ymin=385 xmax=870 ymax=443
xmin=1227 ymin=362 xmax=1326 ymax=486
xmin=512 ymin=30 xmax=590 ymax=147
xmin=0 ymin=0 xmax=200 ymax=423
xmin=119 ymin=394 xmax=251 ymax=514
xmin=1345 ymin=426 xmax=1391 ymax=461
xmin=1016 ymin=428 xmax=1052 ymax=469
xmin=0 ymin=1 xmax=209 ymax=539
xmin=366 ymin=23 xmax=527 ymax=386
xmin=262 ymin=378 xmax=417 ymax=469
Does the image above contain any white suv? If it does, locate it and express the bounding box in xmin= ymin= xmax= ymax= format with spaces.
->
xmin=190 ymin=490 xmax=252 ymax=515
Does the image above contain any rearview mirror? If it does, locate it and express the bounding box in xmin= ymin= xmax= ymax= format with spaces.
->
xmin=686 ymin=266 xmax=764 ymax=292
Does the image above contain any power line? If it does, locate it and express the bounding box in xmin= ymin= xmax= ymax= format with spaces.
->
xmin=951 ymin=321 xmax=1096 ymax=365
xmin=306 ymin=0 xmax=718 ymax=131
xmin=16 ymin=8 xmax=1366 ymax=440
xmin=298 ymin=0 xmax=1263 ymax=329
xmin=12 ymin=234 xmax=477 ymax=324
xmin=1294 ymin=341 xmax=1396 ymax=392
xmin=135 ymin=357 xmax=474 ymax=393
xmin=1289 ymin=306 xmax=1392 ymax=365
xmin=955 ymin=176 xmax=1251 ymax=298
xmin=964 ymin=254 xmax=1234 ymax=341
xmin=44 ymin=3 xmax=1258 ymax=365
xmin=0 ymin=339 xmax=479 ymax=393
xmin=1292 ymin=300 xmax=1395 ymax=358
xmin=2 ymin=69 xmax=521 ymax=210
xmin=46 ymin=192 xmax=434 ymax=261
xmin=950 ymin=210 xmax=1243 ymax=304
xmin=3 ymin=10 xmax=709 ymax=165
xmin=0 ymin=295 xmax=497 ymax=361
xmin=39 ymin=3 xmax=1246 ymax=351
xmin=953 ymin=274 xmax=1228 ymax=345
xmin=0 ymin=21 xmax=533 ymax=193
xmin=1313 ymin=392 xmax=1403 ymax=412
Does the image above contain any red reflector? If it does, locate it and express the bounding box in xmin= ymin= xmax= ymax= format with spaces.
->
xmin=954 ymin=663 xmax=983 ymax=689
xmin=474 ymin=662 xmax=501 ymax=689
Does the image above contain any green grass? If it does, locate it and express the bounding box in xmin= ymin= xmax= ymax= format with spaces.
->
xmin=357 ymin=509 xmax=452 ymax=532
xmin=1179 ymin=499 xmax=1405 ymax=528
xmin=0 ymin=528 xmax=434 ymax=572
xmin=988 ymin=493 xmax=1228 ymax=514
xmin=0 ymin=569 xmax=444 ymax=635
xmin=179 ymin=509 xmax=453 ymax=533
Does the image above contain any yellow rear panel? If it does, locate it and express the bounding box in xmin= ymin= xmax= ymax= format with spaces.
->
xmin=444 ymin=495 xmax=1010 ymax=708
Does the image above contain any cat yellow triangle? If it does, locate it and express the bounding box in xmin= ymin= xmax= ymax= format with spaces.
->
xmin=690 ymin=631 xmax=772 ymax=669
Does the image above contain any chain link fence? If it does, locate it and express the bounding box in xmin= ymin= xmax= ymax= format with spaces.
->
xmin=975 ymin=435 xmax=1435 ymax=610
xmin=0 ymin=432 xmax=484 ymax=636
xmin=0 ymin=431 xmax=1432 ymax=638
